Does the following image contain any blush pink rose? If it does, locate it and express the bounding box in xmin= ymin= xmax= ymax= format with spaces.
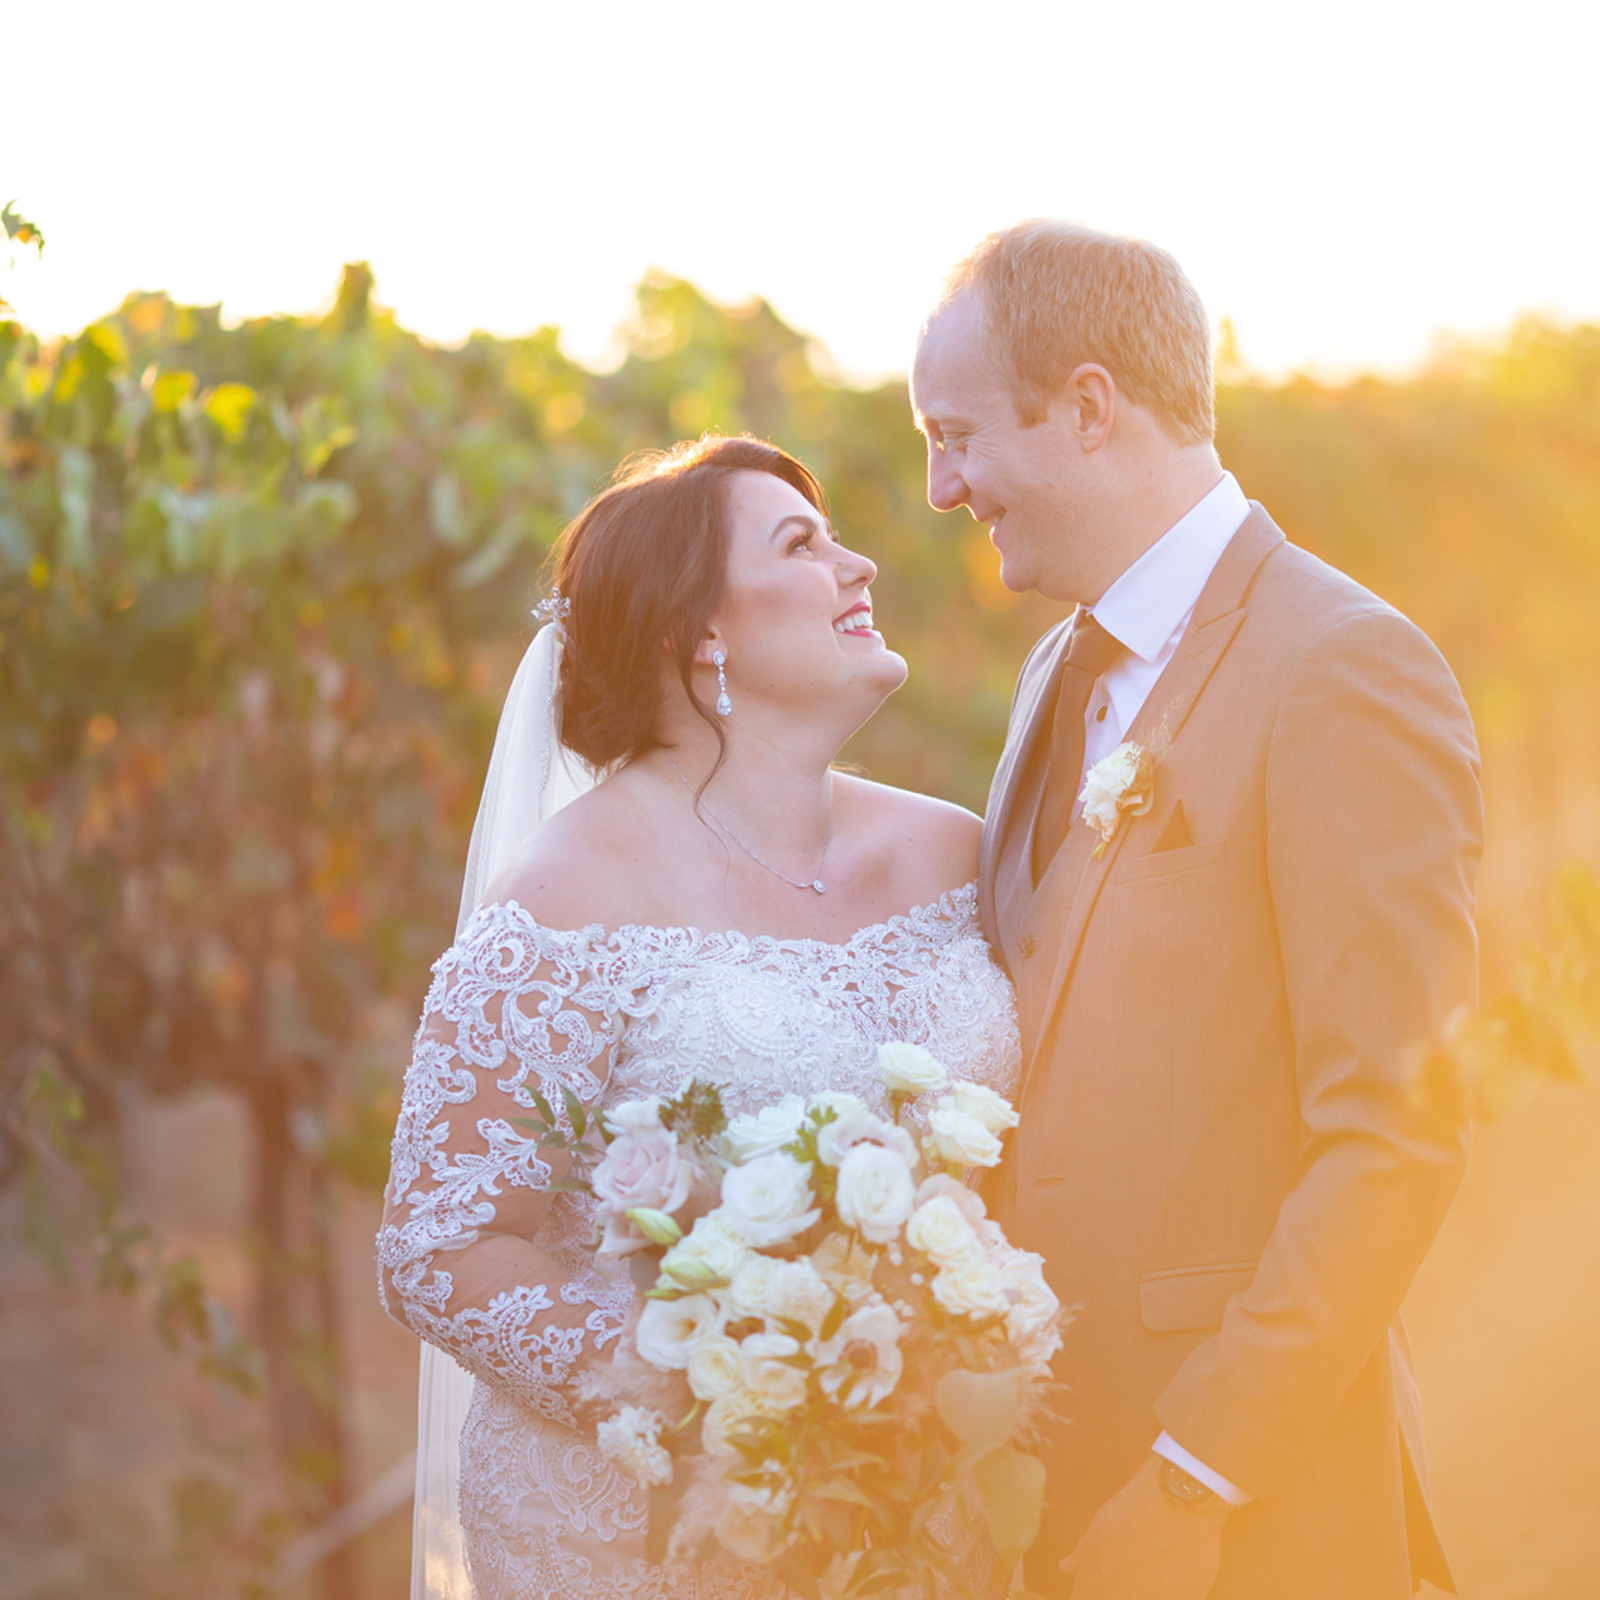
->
xmin=592 ymin=1129 xmax=693 ymax=1258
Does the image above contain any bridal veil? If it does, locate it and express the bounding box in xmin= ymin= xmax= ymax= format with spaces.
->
xmin=412 ymin=616 xmax=594 ymax=1600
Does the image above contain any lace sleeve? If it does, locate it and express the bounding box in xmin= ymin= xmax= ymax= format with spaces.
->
xmin=376 ymin=903 xmax=630 ymax=1425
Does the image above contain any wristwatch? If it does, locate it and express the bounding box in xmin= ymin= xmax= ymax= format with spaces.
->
xmin=1156 ymin=1455 xmax=1220 ymax=1508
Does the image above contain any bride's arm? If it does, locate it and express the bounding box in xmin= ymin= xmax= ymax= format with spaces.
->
xmin=376 ymin=907 xmax=628 ymax=1425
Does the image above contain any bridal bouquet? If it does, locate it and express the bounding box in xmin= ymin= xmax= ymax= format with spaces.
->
xmin=536 ymin=1047 xmax=1063 ymax=1600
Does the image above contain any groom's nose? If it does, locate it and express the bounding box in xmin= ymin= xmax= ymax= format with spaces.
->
xmin=926 ymin=446 xmax=969 ymax=514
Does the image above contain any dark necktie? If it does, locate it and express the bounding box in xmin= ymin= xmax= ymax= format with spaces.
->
xmin=1031 ymin=610 xmax=1125 ymax=884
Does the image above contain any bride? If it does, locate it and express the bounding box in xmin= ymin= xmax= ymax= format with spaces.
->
xmin=378 ymin=435 xmax=1022 ymax=1599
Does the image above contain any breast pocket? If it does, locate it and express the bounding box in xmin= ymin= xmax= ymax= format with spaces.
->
xmin=1117 ymin=839 xmax=1228 ymax=885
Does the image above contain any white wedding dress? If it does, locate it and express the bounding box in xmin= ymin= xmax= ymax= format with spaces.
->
xmin=379 ymin=885 xmax=1021 ymax=1599
xmin=376 ymin=620 xmax=1021 ymax=1600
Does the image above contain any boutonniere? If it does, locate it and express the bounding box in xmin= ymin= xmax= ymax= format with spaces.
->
xmin=1079 ymin=740 xmax=1157 ymax=858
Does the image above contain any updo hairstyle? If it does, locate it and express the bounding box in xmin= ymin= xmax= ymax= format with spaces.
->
xmin=550 ymin=434 xmax=827 ymax=771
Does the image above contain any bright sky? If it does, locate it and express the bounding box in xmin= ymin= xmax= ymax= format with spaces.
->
xmin=5 ymin=0 xmax=1597 ymax=384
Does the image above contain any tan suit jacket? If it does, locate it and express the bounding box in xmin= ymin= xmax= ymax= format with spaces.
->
xmin=981 ymin=506 xmax=1482 ymax=1598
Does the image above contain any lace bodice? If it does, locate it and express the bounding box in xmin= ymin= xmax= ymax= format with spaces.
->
xmin=378 ymin=880 xmax=1020 ymax=1599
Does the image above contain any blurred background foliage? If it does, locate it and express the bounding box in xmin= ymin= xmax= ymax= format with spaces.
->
xmin=1 ymin=265 xmax=1597 ymax=1599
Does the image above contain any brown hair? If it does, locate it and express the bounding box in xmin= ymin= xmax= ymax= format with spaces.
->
xmin=551 ymin=434 xmax=828 ymax=771
xmin=940 ymin=220 xmax=1215 ymax=444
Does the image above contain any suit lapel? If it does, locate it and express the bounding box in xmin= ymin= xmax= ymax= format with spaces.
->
xmin=1014 ymin=506 xmax=1286 ymax=1108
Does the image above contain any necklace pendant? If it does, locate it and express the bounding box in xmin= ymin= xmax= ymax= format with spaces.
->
xmin=812 ymin=880 xmax=826 ymax=893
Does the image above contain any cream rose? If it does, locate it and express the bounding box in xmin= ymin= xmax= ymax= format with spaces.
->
xmin=739 ymin=1331 xmax=808 ymax=1411
xmin=904 ymin=1193 xmax=982 ymax=1267
xmin=635 ymin=1292 xmax=721 ymax=1369
xmin=1000 ymin=1248 xmax=1063 ymax=1364
xmin=603 ymin=1095 xmax=666 ymax=1134
xmin=1079 ymin=740 xmax=1154 ymax=845
xmin=719 ymin=1152 xmax=820 ymax=1248
xmin=686 ymin=1332 xmax=747 ymax=1402
xmin=702 ymin=1395 xmax=763 ymax=1460
xmin=930 ymin=1254 xmax=1010 ymax=1320
xmin=923 ymin=1101 xmax=1004 ymax=1169
xmin=726 ymin=1255 xmax=778 ymax=1319
xmin=723 ymin=1094 xmax=808 ymax=1162
xmin=834 ymin=1143 xmax=917 ymax=1244
xmin=914 ymin=1173 xmax=989 ymax=1225
xmin=806 ymin=1089 xmax=868 ymax=1121
xmin=876 ymin=1041 xmax=949 ymax=1096
xmin=949 ymin=1080 xmax=1020 ymax=1135
xmin=659 ymin=1210 xmax=751 ymax=1292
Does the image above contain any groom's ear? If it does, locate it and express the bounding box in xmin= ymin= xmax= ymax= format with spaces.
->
xmin=1063 ymin=363 xmax=1116 ymax=452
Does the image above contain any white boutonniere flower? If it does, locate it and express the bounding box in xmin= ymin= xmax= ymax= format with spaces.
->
xmin=1079 ymin=740 xmax=1157 ymax=858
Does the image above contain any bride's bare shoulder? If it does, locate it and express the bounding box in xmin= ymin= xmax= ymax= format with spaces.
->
xmin=837 ymin=774 xmax=982 ymax=898
xmin=477 ymin=775 xmax=658 ymax=933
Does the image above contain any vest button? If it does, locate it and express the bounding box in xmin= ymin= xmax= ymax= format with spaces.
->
xmin=1018 ymin=935 xmax=1037 ymax=959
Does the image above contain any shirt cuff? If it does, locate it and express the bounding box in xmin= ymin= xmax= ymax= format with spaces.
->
xmin=1151 ymin=1433 xmax=1252 ymax=1506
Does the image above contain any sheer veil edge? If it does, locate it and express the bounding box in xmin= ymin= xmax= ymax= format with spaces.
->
xmin=413 ymin=621 xmax=596 ymax=1600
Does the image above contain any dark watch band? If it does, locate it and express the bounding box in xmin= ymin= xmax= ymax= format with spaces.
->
xmin=1157 ymin=1455 xmax=1220 ymax=1508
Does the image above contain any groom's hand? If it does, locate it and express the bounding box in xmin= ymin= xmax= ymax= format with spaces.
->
xmin=1059 ymin=1456 xmax=1228 ymax=1600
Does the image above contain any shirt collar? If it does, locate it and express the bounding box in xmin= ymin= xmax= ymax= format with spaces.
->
xmin=1090 ymin=472 xmax=1252 ymax=664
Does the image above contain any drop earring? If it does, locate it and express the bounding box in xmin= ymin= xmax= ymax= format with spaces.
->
xmin=713 ymin=650 xmax=732 ymax=717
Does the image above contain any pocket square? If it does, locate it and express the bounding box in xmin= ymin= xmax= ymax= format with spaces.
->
xmin=1152 ymin=800 xmax=1192 ymax=853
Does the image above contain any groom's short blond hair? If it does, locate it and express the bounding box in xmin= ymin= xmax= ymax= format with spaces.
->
xmin=941 ymin=221 xmax=1215 ymax=445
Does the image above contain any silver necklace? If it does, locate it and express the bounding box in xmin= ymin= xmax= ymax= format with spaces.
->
xmin=663 ymin=755 xmax=832 ymax=894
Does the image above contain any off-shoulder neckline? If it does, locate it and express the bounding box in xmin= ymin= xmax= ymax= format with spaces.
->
xmin=463 ymin=879 xmax=982 ymax=958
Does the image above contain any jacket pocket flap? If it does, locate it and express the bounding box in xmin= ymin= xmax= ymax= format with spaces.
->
xmin=1138 ymin=1262 xmax=1257 ymax=1333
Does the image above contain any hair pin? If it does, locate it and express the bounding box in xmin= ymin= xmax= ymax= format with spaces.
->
xmin=532 ymin=587 xmax=572 ymax=626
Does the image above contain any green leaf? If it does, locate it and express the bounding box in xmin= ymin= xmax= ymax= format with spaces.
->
xmin=152 ymin=369 xmax=197 ymax=413
xmin=820 ymin=1292 xmax=848 ymax=1341
xmin=972 ymin=1444 xmax=1046 ymax=1564
xmin=933 ymin=1366 xmax=1022 ymax=1454
xmin=562 ymin=1086 xmax=587 ymax=1137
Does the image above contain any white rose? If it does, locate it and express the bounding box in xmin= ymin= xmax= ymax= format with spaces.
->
xmin=604 ymin=1096 xmax=666 ymax=1134
xmin=634 ymin=1292 xmax=721 ymax=1370
xmin=814 ymin=1104 xmax=920 ymax=1170
xmin=659 ymin=1211 xmax=752 ymax=1292
xmin=719 ymin=1152 xmax=820 ymax=1248
xmin=726 ymin=1255 xmax=777 ymax=1319
xmin=999 ymin=1249 xmax=1063 ymax=1364
xmin=806 ymin=1089 xmax=868 ymax=1121
xmin=923 ymin=1101 xmax=1003 ymax=1169
xmin=595 ymin=1406 xmax=674 ymax=1487
xmin=1079 ymin=742 xmax=1150 ymax=840
xmin=876 ymin=1041 xmax=949 ymax=1096
xmin=904 ymin=1193 xmax=982 ymax=1267
xmin=702 ymin=1395 xmax=763 ymax=1460
xmin=762 ymin=1259 xmax=836 ymax=1332
xmin=723 ymin=1094 xmax=808 ymax=1162
xmin=914 ymin=1173 xmax=989 ymax=1226
xmin=591 ymin=1128 xmax=693 ymax=1258
xmin=834 ymin=1144 xmax=917 ymax=1244
xmin=949 ymin=1080 xmax=1020 ymax=1135
xmin=931 ymin=1254 xmax=1010 ymax=1320
xmin=686 ymin=1332 xmax=747 ymax=1402
xmin=739 ymin=1331 xmax=808 ymax=1410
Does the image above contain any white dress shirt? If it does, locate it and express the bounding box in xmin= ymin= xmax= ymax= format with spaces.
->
xmin=1075 ymin=470 xmax=1255 ymax=1506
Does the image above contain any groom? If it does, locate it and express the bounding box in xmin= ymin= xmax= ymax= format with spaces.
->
xmin=911 ymin=223 xmax=1483 ymax=1600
